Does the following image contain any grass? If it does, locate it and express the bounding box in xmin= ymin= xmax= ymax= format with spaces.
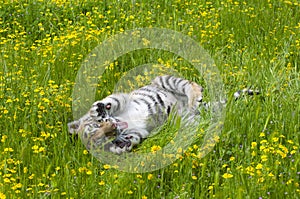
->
xmin=0 ymin=0 xmax=299 ymax=198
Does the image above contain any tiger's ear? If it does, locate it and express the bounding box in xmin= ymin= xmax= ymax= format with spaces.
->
xmin=68 ymin=120 xmax=80 ymax=134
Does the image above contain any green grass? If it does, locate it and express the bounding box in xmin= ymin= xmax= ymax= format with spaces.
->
xmin=0 ymin=0 xmax=299 ymax=198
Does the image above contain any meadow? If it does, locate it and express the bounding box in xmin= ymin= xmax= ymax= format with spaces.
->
xmin=0 ymin=0 xmax=299 ymax=198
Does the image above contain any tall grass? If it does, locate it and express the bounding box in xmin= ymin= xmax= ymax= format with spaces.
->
xmin=0 ymin=0 xmax=299 ymax=198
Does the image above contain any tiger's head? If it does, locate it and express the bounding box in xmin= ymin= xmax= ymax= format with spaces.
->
xmin=80 ymin=120 xmax=117 ymax=150
xmin=68 ymin=117 xmax=117 ymax=150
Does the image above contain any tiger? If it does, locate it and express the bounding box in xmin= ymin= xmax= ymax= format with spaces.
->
xmin=68 ymin=75 xmax=259 ymax=154
xmin=68 ymin=75 xmax=204 ymax=154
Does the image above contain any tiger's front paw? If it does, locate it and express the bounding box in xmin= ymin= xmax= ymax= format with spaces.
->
xmin=89 ymin=101 xmax=112 ymax=121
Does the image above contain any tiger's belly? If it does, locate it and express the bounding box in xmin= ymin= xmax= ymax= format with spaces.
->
xmin=113 ymin=86 xmax=179 ymax=131
xmin=114 ymin=94 xmax=176 ymax=131
xmin=114 ymin=104 xmax=150 ymax=130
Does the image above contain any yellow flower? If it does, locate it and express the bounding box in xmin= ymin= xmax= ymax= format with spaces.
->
xmin=99 ymin=181 xmax=105 ymax=186
xmin=268 ymin=172 xmax=274 ymax=177
xmin=260 ymin=140 xmax=268 ymax=144
xmin=251 ymin=142 xmax=257 ymax=149
xmin=15 ymin=183 xmax=22 ymax=189
xmin=28 ymin=174 xmax=35 ymax=179
xmin=0 ymin=192 xmax=6 ymax=199
xmin=78 ymin=167 xmax=87 ymax=173
xmin=256 ymin=163 xmax=263 ymax=170
xmin=276 ymin=150 xmax=287 ymax=158
xmin=83 ymin=150 xmax=89 ymax=155
xmin=86 ymin=170 xmax=92 ymax=175
xmin=147 ymin=174 xmax=153 ymax=180
xmin=127 ymin=190 xmax=133 ymax=195
xmin=222 ymin=173 xmax=233 ymax=179
xmin=222 ymin=164 xmax=228 ymax=168
xmin=1 ymin=135 xmax=7 ymax=143
xmin=192 ymin=175 xmax=197 ymax=180
xmin=151 ymin=145 xmax=161 ymax=152
xmin=287 ymin=140 xmax=294 ymax=144
xmin=103 ymin=164 xmax=111 ymax=169
xmin=142 ymin=196 xmax=147 ymax=199
xmin=290 ymin=150 xmax=297 ymax=154
xmin=6 ymin=99 xmax=13 ymax=103
xmin=279 ymin=135 xmax=285 ymax=138
xmin=286 ymin=179 xmax=294 ymax=185
xmin=4 ymin=148 xmax=14 ymax=152
xmin=261 ymin=155 xmax=268 ymax=162
xmin=4 ymin=178 xmax=11 ymax=183
xmin=259 ymin=132 xmax=265 ymax=137
xmin=257 ymin=177 xmax=265 ymax=183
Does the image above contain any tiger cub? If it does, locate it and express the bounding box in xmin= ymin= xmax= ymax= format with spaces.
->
xmin=68 ymin=75 xmax=203 ymax=154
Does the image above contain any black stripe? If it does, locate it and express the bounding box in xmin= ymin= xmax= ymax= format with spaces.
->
xmin=132 ymin=99 xmax=141 ymax=105
xmin=140 ymin=93 xmax=164 ymax=114
xmin=134 ymin=92 xmax=157 ymax=102
xmin=159 ymin=76 xmax=166 ymax=90
xmin=139 ymin=87 xmax=156 ymax=92
xmin=181 ymin=82 xmax=189 ymax=95
xmin=164 ymin=75 xmax=172 ymax=91
xmin=139 ymin=98 xmax=154 ymax=115
xmin=168 ymin=76 xmax=178 ymax=91
xmin=147 ymin=94 xmax=157 ymax=103
xmin=175 ymin=78 xmax=184 ymax=88
xmin=109 ymin=96 xmax=120 ymax=111
xmin=157 ymin=89 xmax=168 ymax=98
xmin=156 ymin=93 xmax=165 ymax=108
xmin=167 ymin=105 xmax=171 ymax=115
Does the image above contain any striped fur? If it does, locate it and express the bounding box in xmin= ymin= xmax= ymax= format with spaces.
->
xmin=68 ymin=75 xmax=259 ymax=154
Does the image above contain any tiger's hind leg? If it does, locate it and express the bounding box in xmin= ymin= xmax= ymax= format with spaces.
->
xmin=152 ymin=75 xmax=203 ymax=113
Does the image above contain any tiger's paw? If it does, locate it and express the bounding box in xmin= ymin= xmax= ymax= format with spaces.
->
xmin=113 ymin=138 xmax=132 ymax=149
xmin=89 ymin=101 xmax=112 ymax=121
